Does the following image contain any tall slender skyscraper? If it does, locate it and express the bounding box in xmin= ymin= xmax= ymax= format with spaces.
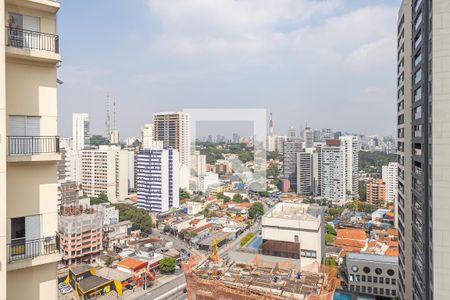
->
xmin=397 ymin=1 xmax=450 ymax=298
xmin=303 ymin=127 xmax=314 ymax=149
xmin=72 ymin=113 xmax=90 ymax=151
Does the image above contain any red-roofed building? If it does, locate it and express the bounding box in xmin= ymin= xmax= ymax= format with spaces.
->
xmin=116 ymin=258 xmax=148 ymax=277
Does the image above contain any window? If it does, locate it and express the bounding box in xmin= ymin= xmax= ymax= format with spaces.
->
xmin=415 ymin=52 xmax=422 ymax=66
xmin=415 ymin=12 xmax=422 ymax=30
xmin=386 ymin=278 xmax=390 ymax=285
xmin=368 ymin=276 xmax=372 ymax=282
xmin=414 ymin=105 xmax=422 ymax=120
xmin=362 ymin=275 xmax=366 ymax=282
xmin=8 ymin=116 xmax=41 ymax=136
xmin=375 ymin=268 xmax=383 ymax=275
xmin=294 ymin=235 xmax=299 ymax=242
xmin=415 ymin=68 xmax=422 ymax=84
xmin=380 ymin=277 xmax=384 ymax=284
xmin=8 ymin=13 xmax=41 ymax=49
xmin=374 ymin=287 xmax=378 ymax=294
xmin=374 ymin=276 xmax=378 ymax=283
xmin=392 ymin=278 xmax=397 ymax=285
xmin=363 ymin=266 xmax=371 ymax=274
xmin=414 ymin=87 xmax=422 ymax=102
xmin=387 ymin=269 xmax=395 ymax=276
xmin=351 ymin=265 xmax=359 ymax=272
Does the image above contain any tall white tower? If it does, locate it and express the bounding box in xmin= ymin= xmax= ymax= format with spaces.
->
xmin=72 ymin=113 xmax=90 ymax=151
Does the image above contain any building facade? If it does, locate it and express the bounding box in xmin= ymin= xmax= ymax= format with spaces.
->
xmin=1 ymin=1 xmax=62 ymax=299
xmin=72 ymin=113 xmax=90 ymax=152
xmin=382 ymin=162 xmax=398 ymax=205
xmin=81 ymin=145 xmax=129 ymax=202
xmin=136 ymin=148 xmax=180 ymax=212
xmin=397 ymin=1 xmax=450 ymax=299
xmin=303 ymin=127 xmax=314 ymax=149
xmin=346 ymin=253 xmax=398 ymax=299
xmin=321 ymin=140 xmax=344 ymax=203
xmin=283 ymin=139 xmax=302 ymax=189
xmin=296 ymin=150 xmax=319 ymax=196
xmin=366 ymin=178 xmax=387 ymax=209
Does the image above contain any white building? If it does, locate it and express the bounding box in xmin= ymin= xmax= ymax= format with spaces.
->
xmin=321 ymin=137 xmax=359 ymax=204
xmin=303 ymin=127 xmax=314 ymax=149
xmin=382 ymin=162 xmax=398 ymax=204
xmin=262 ymin=203 xmax=325 ymax=267
xmin=141 ymin=123 xmax=163 ymax=149
xmin=192 ymin=150 xmax=206 ymax=176
xmin=81 ymin=145 xmax=129 ymax=202
xmin=186 ymin=201 xmax=203 ymax=215
xmin=100 ymin=204 xmax=119 ymax=225
xmin=136 ymin=148 xmax=180 ymax=212
xmin=199 ymin=172 xmax=220 ymax=192
xmin=72 ymin=113 xmax=90 ymax=152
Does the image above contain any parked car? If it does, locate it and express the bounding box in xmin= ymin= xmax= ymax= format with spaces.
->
xmin=59 ymin=284 xmax=72 ymax=295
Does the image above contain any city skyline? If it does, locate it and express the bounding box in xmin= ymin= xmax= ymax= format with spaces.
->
xmin=57 ymin=0 xmax=400 ymax=138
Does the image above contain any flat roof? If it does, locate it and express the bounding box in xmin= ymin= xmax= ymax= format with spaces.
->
xmin=96 ymin=267 xmax=132 ymax=282
xmin=78 ymin=276 xmax=111 ymax=293
xmin=265 ymin=202 xmax=324 ymax=221
xmin=347 ymin=252 xmax=398 ymax=264
xmin=70 ymin=264 xmax=92 ymax=275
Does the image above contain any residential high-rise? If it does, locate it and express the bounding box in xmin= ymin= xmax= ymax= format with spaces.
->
xmin=81 ymin=145 xmax=129 ymax=202
xmin=287 ymin=126 xmax=296 ymax=138
xmin=1 ymin=1 xmax=62 ymax=299
xmin=296 ymin=149 xmax=319 ymax=196
xmin=366 ymin=178 xmax=387 ymax=209
xmin=136 ymin=148 xmax=180 ymax=212
xmin=153 ymin=112 xmax=190 ymax=167
xmin=283 ymin=139 xmax=302 ymax=189
xmin=382 ymin=162 xmax=398 ymax=205
xmin=321 ymin=139 xmax=344 ymax=203
xmin=397 ymin=1 xmax=450 ymax=298
xmin=72 ymin=113 xmax=90 ymax=152
xmin=303 ymin=127 xmax=314 ymax=149
xmin=153 ymin=112 xmax=190 ymax=189
xmin=192 ymin=150 xmax=206 ymax=176
xmin=320 ymin=136 xmax=358 ymax=204
xmin=340 ymin=135 xmax=359 ymax=198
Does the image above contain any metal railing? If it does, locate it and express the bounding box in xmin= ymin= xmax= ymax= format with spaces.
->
xmin=8 ymin=136 xmax=60 ymax=155
xmin=6 ymin=27 xmax=59 ymax=53
xmin=7 ymin=236 xmax=59 ymax=263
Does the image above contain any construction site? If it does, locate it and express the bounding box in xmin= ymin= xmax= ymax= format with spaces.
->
xmin=58 ymin=199 xmax=104 ymax=265
xmin=183 ymin=249 xmax=337 ymax=300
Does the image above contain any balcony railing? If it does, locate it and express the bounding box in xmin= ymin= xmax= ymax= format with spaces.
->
xmin=8 ymin=136 xmax=60 ymax=155
xmin=7 ymin=236 xmax=59 ymax=263
xmin=6 ymin=27 xmax=59 ymax=53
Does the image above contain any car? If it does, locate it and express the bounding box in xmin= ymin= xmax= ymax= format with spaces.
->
xmin=58 ymin=282 xmax=66 ymax=289
xmin=59 ymin=284 xmax=72 ymax=295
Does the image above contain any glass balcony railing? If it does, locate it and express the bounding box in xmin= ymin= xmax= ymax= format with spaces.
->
xmin=6 ymin=27 xmax=59 ymax=53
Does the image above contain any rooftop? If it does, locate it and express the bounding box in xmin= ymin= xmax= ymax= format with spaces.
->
xmin=116 ymin=258 xmax=148 ymax=270
xmin=264 ymin=202 xmax=324 ymax=221
xmin=78 ymin=276 xmax=111 ymax=293
xmin=70 ymin=264 xmax=93 ymax=275
xmin=96 ymin=267 xmax=132 ymax=282
xmin=347 ymin=252 xmax=398 ymax=264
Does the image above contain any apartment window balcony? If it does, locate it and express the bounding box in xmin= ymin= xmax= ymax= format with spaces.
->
xmin=7 ymin=236 xmax=59 ymax=263
xmin=8 ymin=136 xmax=60 ymax=162
xmin=6 ymin=26 xmax=60 ymax=62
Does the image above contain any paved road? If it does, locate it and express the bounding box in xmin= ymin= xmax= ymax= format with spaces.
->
xmin=139 ymin=273 xmax=187 ymax=300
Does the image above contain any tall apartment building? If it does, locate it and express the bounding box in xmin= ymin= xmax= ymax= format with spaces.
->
xmin=340 ymin=135 xmax=359 ymax=198
xmin=287 ymin=126 xmax=296 ymax=138
xmin=153 ymin=112 xmax=190 ymax=167
xmin=303 ymin=127 xmax=314 ymax=149
xmin=283 ymin=139 xmax=302 ymax=189
xmin=296 ymin=149 xmax=319 ymax=196
xmin=1 ymin=1 xmax=61 ymax=299
xmin=72 ymin=113 xmax=90 ymax=152
xmin=382 ymin=162 xmax=398 ymax=205
xmin=397 ymin=1 xmax=450 ymax=299
xmin=321 ymin=139 xmax=343 ymax=203
xmin=192 ymin=150 xmax=206 ymax=176
xmin=81 ymin=145 xmax=129 ymax=203
xmin=136 ymin=148 xmax=180 ymax=212
xmin=366 ymin=178 xmax=387 ymax=209
xmin=320 ymin=136 xmax=358 ymax=204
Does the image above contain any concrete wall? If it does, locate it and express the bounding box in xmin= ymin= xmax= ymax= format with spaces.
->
xmin=432 ymin=1 xmax=450 ymax=298
xmin=0 ymin=1 xmax=6 ymax=299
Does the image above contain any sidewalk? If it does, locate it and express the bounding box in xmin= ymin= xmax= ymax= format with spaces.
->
xmin=123 ymin=273 xmax=183 ymax=300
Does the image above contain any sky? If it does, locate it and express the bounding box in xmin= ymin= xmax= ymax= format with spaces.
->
xmin=57 ymin=0 xmax=401 ymax=139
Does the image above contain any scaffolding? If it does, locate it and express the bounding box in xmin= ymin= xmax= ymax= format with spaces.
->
xmin=182 ymin=254 xmax=337 ymax=300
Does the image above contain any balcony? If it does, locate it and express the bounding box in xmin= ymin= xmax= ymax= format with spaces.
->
xmin=6 ymin=26 xmax=60 ymax=63
xmin=8 ymin=136 xmax=60 ymax=162
xmin=7 ymin=236 xmax=60 ymax=270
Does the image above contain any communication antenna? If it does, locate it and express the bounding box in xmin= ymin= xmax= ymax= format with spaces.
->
xmin=105 ymin=93 xmax=111 ymax=141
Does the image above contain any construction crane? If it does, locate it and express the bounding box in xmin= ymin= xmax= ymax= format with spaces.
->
xmin=209 ymin=238 xmax=219 ymax=263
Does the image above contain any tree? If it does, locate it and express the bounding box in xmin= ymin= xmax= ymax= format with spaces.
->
xmin=104 ymin=256 xmax=114 ymax=267
xmin=249 ymin=202 xmax=264 ymax=219
xmin=163 ymin=225 xmax=171 ymax=233
xmin=233 ymin=194 xmax=244 ymax=202
xmin=325 ymin=257 xmax=336 ymax=267
xmin=159 ymin=257 xmax=177 ymax=273
xmin=114 ymin=204 xmax=153 ymax=233
xmin=358 ymin=181 xmax=367 ymax=201
xmin=325 ymin=233 xmax=336 ymax=244
xmin=90 ymin=135 xmax=109 ymax=146
xmin=90 ymin=192 xmax=109 ymax=205
xmin=179 ymin=188 xmax=190 ymax=200
xmin=325 ymin=224 xmax=337 ymax=236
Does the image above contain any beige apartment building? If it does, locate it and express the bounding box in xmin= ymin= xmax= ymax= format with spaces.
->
xmin=0 ymin=0 xmax=61 ymax=299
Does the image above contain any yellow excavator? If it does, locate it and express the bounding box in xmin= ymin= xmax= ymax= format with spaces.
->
xmin=209 ymin=238 xmax=219 ymax=262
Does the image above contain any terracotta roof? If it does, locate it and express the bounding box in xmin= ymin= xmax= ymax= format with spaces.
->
xmin=388 ymin=240 xmax=398 ymax=247
xmin=236 ymin=202 xmax=251 ymax=208
xmin=189 ymin=219 xmax=201 ymax=225
xmin=234 ymin=216 xmax=245 ymax=223
xmin=385 ymin=247 xmax=399 ymax=256
xmin=386 ymin=211 xmax=395 ymax=219
xmin=340 ymin=246 xmax=362 ymax=253
xmin=335 ymin=238 xmax=366 ymax=249
xmin=367 ymin=241 xmax=377 ymax=248
xmin=386 ymin=228 xmax=398 ymax=236
xmin=336 ymin=228 xmax=367 ymax=241
xmin=208 ymin=196 xmax=216 ymax=200
xmin=192 ymin=223 xmax=213 ymax=233
xmin=116 ymin=258 xmax=148 ymax=271
xmin=262 ymin=240 xmax=300 ymax=254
